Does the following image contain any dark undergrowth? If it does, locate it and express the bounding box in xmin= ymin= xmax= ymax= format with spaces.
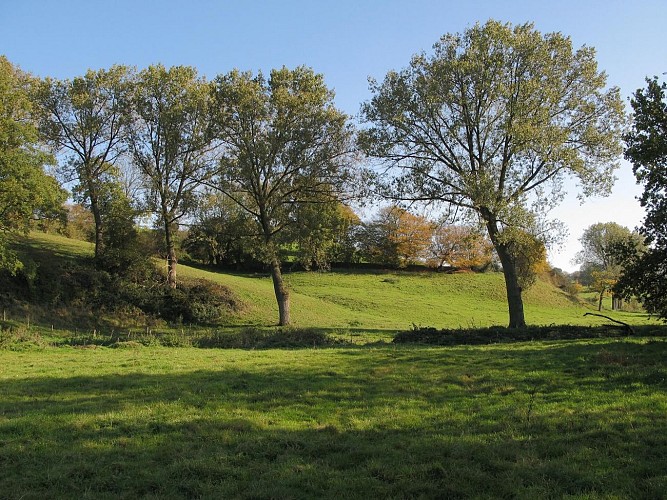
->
xmin=395 ymin=323 xmax=667 ymax=346
xmin=4 ymin=321 xmax=667 ymax=351
xmin=0 ymin=324 xmax=344 ymax=350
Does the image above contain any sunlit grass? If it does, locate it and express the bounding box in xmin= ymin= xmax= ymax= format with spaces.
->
xmin=13 ymin=231 xmax=658 ymax=333
xmin=1 ymin=339 xmax=666 ymax=497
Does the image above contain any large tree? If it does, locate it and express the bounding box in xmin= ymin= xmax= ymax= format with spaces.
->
xmin=210 ymin=66 xmax=354 ymax=325
xmin=359 ymin=20 xmax=625 ymax=327
xmin=614 ymin=77 xmax=667 ymax=320
xmin=0 ymin=56 xmax=66 ymax=272
xmin=37 ymin=65 xmax=132 ymax=258
xmin=126 ymin=64 xmax=214 ymax=288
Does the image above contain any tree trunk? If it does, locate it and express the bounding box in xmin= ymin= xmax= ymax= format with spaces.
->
xmin=89 ymin=188 xmax=104 ymax=260
xmin=485 ymin=216 xmax=526 ymax=328
xmin=598 ymin=290 xmax=604 ymax=311
xmin=164 ymin=218 xmax=177 ymax=289
xmin=269 ymin=253 xmax=290 ymax=326
xmin=612 ymin=295 xmax=622 ymax=311
xmin=494 ymin=242 xmax=527 ymax=328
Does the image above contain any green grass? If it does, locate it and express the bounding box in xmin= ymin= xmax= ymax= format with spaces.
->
xmin=1 ymin=339 xmax=666 ymax=498
xmin=11 ymin=231 xmax=656 ymax=334
xmin=2 ymin=232 xmax=666 ymax=497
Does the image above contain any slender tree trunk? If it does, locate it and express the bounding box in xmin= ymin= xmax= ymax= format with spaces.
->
xmin=485 ymin=216 xmax=526 ymax=328
xmin=260 ymin=211 xmax=290 ymax=326
xmin=90 ymin=196 xmax=104 ymax=260
xmin=598 ymin=290 xmax=604 ymax=311
xmin=87 ymin=180 xmax=104 ymax=260
xmin=269 ymin=253 xmax=291 ymax=326
xmin=163 ymin=217 xmax=177 ymax=288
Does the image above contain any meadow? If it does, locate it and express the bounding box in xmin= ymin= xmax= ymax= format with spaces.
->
xmin=2 ymin=339 xmax=666 ymax=498
xmin=1 ymin=233 xmax=665 ymax=498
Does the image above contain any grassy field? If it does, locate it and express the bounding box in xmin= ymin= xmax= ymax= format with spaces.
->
xmin=1 ymin=339 xmax=666 ymax=498
xmin=10 ymin=232 xmax=657 ymax=334
xmin=2 ymin=232 xmax=666 ymax=497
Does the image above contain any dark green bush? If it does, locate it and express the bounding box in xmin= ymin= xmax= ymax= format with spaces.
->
xmin=393 ymin=324 xmax=645 ymax=346
xmin=198 ymin=327 xmax=340 ymax=349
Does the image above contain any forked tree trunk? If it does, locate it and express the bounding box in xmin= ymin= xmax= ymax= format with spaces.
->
xmin=269 ymin=253 xmax=290 ymax=326
xmin=485 ymin=217 xmax=527 ymax=329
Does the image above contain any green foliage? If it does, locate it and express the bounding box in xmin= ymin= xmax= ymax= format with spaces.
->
xmin=127 ymin=64 xmax=214 ymax=287
xmin=498 ymin=227 xmax=549 ymax=290
xmin=94 ymin=180 xmax=153 ymax=281
xmin=291 ymin=201 xmax=361 ymax=270
xmin=181 ymin=191 xmax=260 ymax=268
xmin=576 ymin=222 xmax=641 ymax=270
xmin=210 ymin=66 xmax=355 ymax=324
xmin=0 ymin=57 xmax=66 ymax=273
xmin=616 ymin=77 xmax=667 ymax=320
xmin=359 ymin=20 xmax=626 ymax=327
xmin=394 ymin=324 xmax=641 ymax=345
xmin=36 ymin=65 xmax=133 ymax=257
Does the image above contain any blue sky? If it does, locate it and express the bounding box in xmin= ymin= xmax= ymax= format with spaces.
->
xmin=2 ymin=0 xmax=666 ymax=270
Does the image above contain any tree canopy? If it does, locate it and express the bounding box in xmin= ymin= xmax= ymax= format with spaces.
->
xmin=0 ymin=56 xmax=66 ymax=272
xmin=37 ymin=65 xmax=133 ymax=258
xmin=126 ymin=64 xmax=214 ymax=288
xmin=615 ymin=77 xmax=667 ymax=320
xmin=359 ymin=20 xmax=625 ymax=327
xmin=210 ymin=66 xmax=354 ymax=325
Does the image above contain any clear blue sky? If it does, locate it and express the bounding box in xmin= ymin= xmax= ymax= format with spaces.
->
xmin=2 ymin=0 xmax=666 ymax=271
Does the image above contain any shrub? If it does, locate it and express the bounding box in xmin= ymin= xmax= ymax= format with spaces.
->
xmin=198 ymin=327 xmax=340 ymax=349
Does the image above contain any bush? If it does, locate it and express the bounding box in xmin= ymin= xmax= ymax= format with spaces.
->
xmin=393 ymin=324 xmax=645 ymax=346
xmin=198 ymin=327 xmax=340 ymax=349
xmin=0 ymin=325 xmax=46 ymax=350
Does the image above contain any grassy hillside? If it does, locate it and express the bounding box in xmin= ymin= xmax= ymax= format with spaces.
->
xmin=10 ymin=231 xmax=656 ymax=331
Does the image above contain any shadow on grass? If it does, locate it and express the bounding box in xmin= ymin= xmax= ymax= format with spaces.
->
xmin=1 ymin=341 xmax=666 ymax=498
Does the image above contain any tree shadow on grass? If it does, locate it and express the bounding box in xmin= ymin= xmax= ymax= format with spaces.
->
xmin=1 ymin=340 xmax=667 ymax=498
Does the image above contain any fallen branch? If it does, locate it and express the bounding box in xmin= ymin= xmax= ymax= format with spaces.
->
xmin=584 ymin=312 xmax=635 ymax=335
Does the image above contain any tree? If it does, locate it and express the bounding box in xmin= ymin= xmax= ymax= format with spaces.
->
xmin=37 ymin=65 xmax=133 ymax=258
xmin=359 ymin=205 xmax=433 ymax=267
xmin=210 ymin=67 xmax=354 ymax=325
xmin=0 ymin=56 xmax=66 ymax=272
xmin=292 ymin=201 xmax=360 ymax=270
xmin=615 ymin=77 xmax=667 ymax=320
xmin=575 ymin=222 xmax=644 ymax=310
xmin=126 ymin=64 xmax=214 ymax=288
xmin=182 ymin=191 xmax=258 ymax=268
xmin=576 ymin=222 xmax=639 ymax=271
xmin=359 ymin=20 xmax=625 ymax=327
xmin=428 ymin=224 xmax=493 ymax=271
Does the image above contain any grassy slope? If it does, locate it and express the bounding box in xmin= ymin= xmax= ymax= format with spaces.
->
xmin=1 ymin=339 xmax=666 ymax=498
xmin=16 ymin=231 xmax=655 ymax=330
